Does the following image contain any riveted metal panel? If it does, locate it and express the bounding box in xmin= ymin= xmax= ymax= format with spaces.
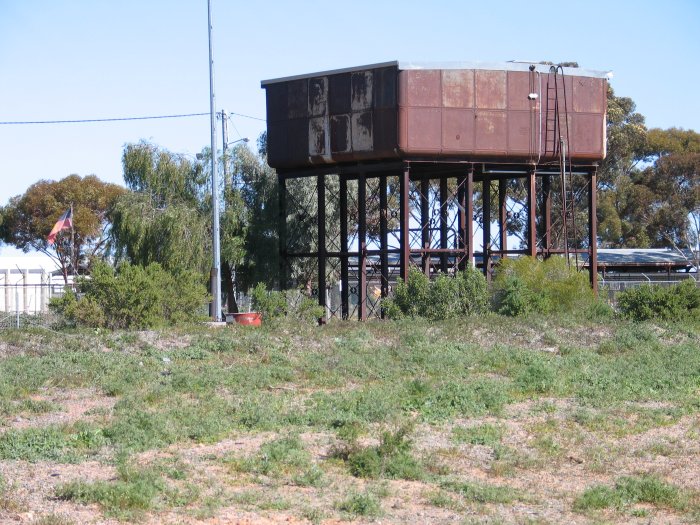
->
xmin=287 ymin=79 xmax=308 ymax=119
xmin=329 ymin=73 xmax=351 ymax=115
xmin=330 ymin=114 xmax=350 ymax=153
xmin=351 ymin=111 xmax=373 ymax=151
xmin=442 ymin=70 xmax=474 ymax=108
xmin=475 ymin=70 xmax=506 ymax=109
xmin=573 ymin=76 xmax=605 ymax=113
xmin=442 ymin=108 xmax=475 ymax=151
xmin=400 ymin=70 xmax=441 ymax=107
xmin=308 ymin=77 xmax=328 ymax=117
xmin=474 ymin=110 xmax=507 ymax=153
xmin=351 ymin=71 xmax=373 ymax=111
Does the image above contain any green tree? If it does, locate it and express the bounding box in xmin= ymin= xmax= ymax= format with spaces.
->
xmin=0 ymin=175 xmax=125 ymax=282
xmin=109 ymin=141 xmax=211 ymax=276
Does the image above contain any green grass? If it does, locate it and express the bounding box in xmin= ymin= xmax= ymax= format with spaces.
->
xmin=335 ymin=490 xmax=383 ymax=518
xmin=441 ymin=480 xmax=527 ymax=504
xmin=573 ymin=475 xmax=690 ymax=513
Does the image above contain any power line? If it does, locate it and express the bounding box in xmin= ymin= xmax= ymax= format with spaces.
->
xmin=0 ymin=110 xmax=266 ymax=125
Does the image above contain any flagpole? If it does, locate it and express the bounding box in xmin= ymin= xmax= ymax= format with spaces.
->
xmin=70 ymin=202 xmax=75 ymax=278
xmin=208 ymin=0 xmax=222 ymax=321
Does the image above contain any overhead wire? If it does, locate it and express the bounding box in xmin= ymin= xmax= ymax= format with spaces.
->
xmin=0 ymin=110 xmax=266 ymax=126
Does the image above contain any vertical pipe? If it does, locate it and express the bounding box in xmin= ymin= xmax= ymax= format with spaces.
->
xmin=340 ymin=176 xmax=349 ymax=320
xmin=400 ymin=166 xmax=411 ymax=282
xmin=278 ymin=174 xmax=287 ymax=290
xmin=40 ymin=270 xmax=47 ymax=313
xmin=589 ymin=171 xmax=598 ymax=295
xmin=358 ymin=172 xmax=367 ymax=320
xmin=482 ymin=175 xmax=491 ymax=279
xmin=466 ymin=167 xmax=474 ymax=267
xmin=457 ymin=174 xmax=467 ymax=270
xmin=543 ymin=174 xmax=552 ymax=256
xmin=207 ymin=0 xmax=221 ymax=321
xmin=379 ymin=174 xmax=389 ymax=316
xmin=421 ymin=177 xmax=430 ymax=275
xmin=528 ymin=168 xmax=537 ymax=257
xmin=317 ymin=174 xmax=327 ymax=320
xmin=440 ymin=177 xmax=448 ymax=272
xmin=498 ymin=178 xmax=507 ymax=257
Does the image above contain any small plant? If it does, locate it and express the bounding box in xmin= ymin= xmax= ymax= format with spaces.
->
xmin=573 ymin=475 xmax=688 ymax=512
xmin=441 ymin=480 xmax=525 ymax=504
xmin=336 ymin=490 xmax=383 ymax=518
xmin=452 ymin=423 xmax=503 ymax=447
xmin=250 ymin=283 xmax=324 ymax=323
xmin=335 ymin=424 xmax=425 ymax=481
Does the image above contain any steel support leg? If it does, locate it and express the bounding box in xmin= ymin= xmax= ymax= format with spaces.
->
xmin=457 ymin=174 xmax=467 ymax=270
xmin=482 ymin=175 xmax=491 ymax=279
xmin=400 ymin=166 xmax=410 ymax=282
xmin=543 ymin=173 xmax=552 ymax=257
xmin=528 ymin=168 xmax=537 ymax=258
xmin=440 ymin=177 xmax=448 ymax=272
xmin=358 ymin=172 xmax=367 ymax=321
xmin=498 ymin=178 xmax=507 ymax=258
xmin=317 ymin=174 xmax=326 ymax=322
xmin=421 ymin=177 xmax=430 ymax=275
xmin=278 ymin=174 xmax=287 ymax=289
xmin=340 ymin=176 xmax=349 ymax=319
xmin=588 ymin=171 xmax=598 ymax=295
xmin=467 ymin=167 xmax=474 ymax=267
xmin=379 ymin=174 xmax=389 ymax=316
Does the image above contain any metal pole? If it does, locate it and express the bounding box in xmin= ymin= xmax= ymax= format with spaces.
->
xmin=589 ymin=170 xmax=598 ymax=295
xmin=221 ymin=110 xmax=229 ymax=188
xmin=208 ymin=0 xmax=221 ymax=321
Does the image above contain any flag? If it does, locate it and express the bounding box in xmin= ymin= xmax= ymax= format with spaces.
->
xmin=47 ymin=208 xmax=73 ymax=245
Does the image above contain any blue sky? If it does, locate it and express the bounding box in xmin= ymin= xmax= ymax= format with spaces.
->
xmin=1 ymin=0 xmax=699 ymax=254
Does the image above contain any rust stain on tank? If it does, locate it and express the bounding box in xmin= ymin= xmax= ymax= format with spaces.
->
xmin=308 ymin=77 xmax=328 ymax=117
xmin=352 ymin=111 xmax=373 ymax=151
xmin=351 ymin=71 xmax=373 ymax=110
xmin=442 ymin=70 xmax=474 ymax=108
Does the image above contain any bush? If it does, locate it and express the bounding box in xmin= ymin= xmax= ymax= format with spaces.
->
xmin=51 ymin=261 xmax=208 ymax=329
xmin=493 ymin=256 xmax=597 ymax=316
xmin=617 ymin=279 xmax=700 ymax=322
xmin=250 ymin=283 xmax=324 ymax=323
xmin=385 ymin=265 xmax=489 ymax=320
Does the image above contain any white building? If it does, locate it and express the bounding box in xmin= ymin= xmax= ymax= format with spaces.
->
xmin=0 ymin=254 xmax=64 ymax=314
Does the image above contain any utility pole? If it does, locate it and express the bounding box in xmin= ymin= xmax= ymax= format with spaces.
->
xmin=207 ymin=0 xmax=221 ymax=322
xmin=221 ymin=110 xmax=229 ymax=188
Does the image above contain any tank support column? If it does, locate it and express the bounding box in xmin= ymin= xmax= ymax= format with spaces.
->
xmin=379 ymin=174 xmax=389 ymax=317
xmin=278 ymin=174 xmax=287 ymax=290
xmin=358 ymin=172 xmax=367 ymax=320
xmin=498 ymin=178 xmax=508 ymax=257
xmin=421 ymin=178 xmax=430 ymax=275
xmin=340 ymin=176 xmax=349 ymax=319
xmin=317 ymin=174 xmax=327 ymax=321
xmin=542 ymin=173 xmax=552 ymax=257
xmin=482 ymin=173 xmax=491 ymax=279
xmin=527 ymin=168 xmax=537 ymax=257
xmin=400 ymin=166 xmax=411 ymax=282
xmin=588 ymin=170 xmax=598 ymax=295
xmin=440 ymin=177 xmax=449 ymax=272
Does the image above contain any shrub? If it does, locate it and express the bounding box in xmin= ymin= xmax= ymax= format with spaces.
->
xmin=51 ymin=261 xmax=208 ymax=329
xmin=385 ymin=265 xmax=489 ymax=320
xmin=250 ymin=283 xmax=324 ymax=323
xmin=617 ymin=279 xmax=700 ymax=322
xmin=493 ymin=256 xmax=596 ymax=316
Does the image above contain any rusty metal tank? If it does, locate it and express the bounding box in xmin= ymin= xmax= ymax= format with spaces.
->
xmin=261 ymin=61 xmax=609 ymax=170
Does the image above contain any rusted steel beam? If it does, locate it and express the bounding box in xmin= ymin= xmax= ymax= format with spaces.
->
xmin=457 ymin=174 xmax=467 ymax=270
xmin=340 ymin=176 xmax=349 ymax=320
xmin=400 ymin=166 xmax=410 ymax=282
xmin=278 ymin=173 xmax=288 ymax=289
xmin=466 ymin=167 xmax=474 ymax=266
xmin=358 ymin=171 xmax=367 ymax=321
xmin=528 ymin=168 xmax=537 ymax=258
xmin=440 ymin=177 xmax=448 ymax=272
xmin=589 ymin=170 xmax=598 ymax=295
xmin=482 ymin=174 xmax=491 ymax=280
xmin=498 ymin=178 xmax=507 ymax=257
xmin=379 ymin=174 xmax=389 ymax=316
xmin=421 ymin=178 xmax=430 ymax=275
xmin=543 ymin=173 xmax=552 ymax=256
xmin=317 ymin=174 xmax=327 ymax=321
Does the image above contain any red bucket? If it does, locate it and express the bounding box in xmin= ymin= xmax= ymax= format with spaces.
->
xmin=229 ymin=312 xmax=262 ymax=327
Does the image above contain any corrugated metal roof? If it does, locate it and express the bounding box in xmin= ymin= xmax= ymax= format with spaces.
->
xmin=582 ymin=248 xmax=696 ymax=267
